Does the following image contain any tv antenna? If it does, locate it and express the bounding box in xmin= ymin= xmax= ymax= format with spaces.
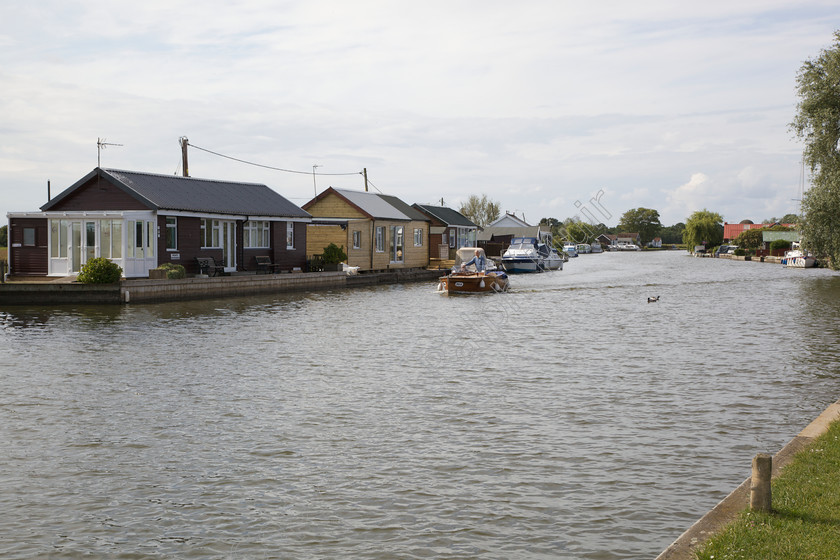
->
xmin=97 ymin=138 xmax=123 ymax=167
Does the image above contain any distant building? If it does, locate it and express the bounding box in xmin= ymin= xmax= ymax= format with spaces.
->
xmin=723 ymin=222 xmax=796 ymax=243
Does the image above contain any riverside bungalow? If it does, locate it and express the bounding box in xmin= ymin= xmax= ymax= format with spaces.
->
xmin=303 ymin=187 xmax=429 ymax=271
xmin=411 ymin=204 xmax=478 ymax=260
xmin=6 ymin=168 xmax=311 ymax=278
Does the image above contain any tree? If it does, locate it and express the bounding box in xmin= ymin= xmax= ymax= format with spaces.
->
xmin=683 ymin=209 xmax=723 ymax=253
xmin=459 ymin=194 xmax=501 ymax=227
xmin=779 ymin=213 xmax=800 ymax=224
xmin=734 ymin=228 xmax=765 ymax=251
xmin=790 ymin=31 xmax=840 ymax=269
xmin=659 ymin=222 xmax=685 ymax=245
xmin=617 ymin=207 xmax=662 ymax=244
xmin=0 ymin=225 xmax=6 ymax=247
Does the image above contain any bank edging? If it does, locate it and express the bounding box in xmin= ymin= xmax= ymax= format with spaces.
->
xmin=655 ymin=400 xmax=840 ymax=559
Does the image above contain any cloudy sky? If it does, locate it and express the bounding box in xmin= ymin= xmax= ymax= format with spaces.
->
xmin=2 ymin=1 xmax=839 ymax=227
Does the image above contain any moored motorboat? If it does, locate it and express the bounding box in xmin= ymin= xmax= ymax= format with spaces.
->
xmin=563 ymin=242 xmax=578 ymax=257
xmin=501 ymin=237 xmax=546 ymax=272
xmin=781 ymin=249 xmax=816 ymax=268
xmin=590 ymin=242 xmax=603 ymax=253
xmin=576 ymin=243 xmax=591 ymax=254
xmin=544 ymin=246 xmax=564 ymax=270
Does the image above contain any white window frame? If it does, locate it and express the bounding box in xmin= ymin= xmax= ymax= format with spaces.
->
xmin=165 ymin=216 xmax=178 ymax=251
xmin=286 ymin=222 xmax=295 ymax=249
xmin=244 ymin=220 xmax=270 ymax=249
xmin=414 ymin=228 xmax=423 ymax=247
xmin=352 ymin=230 xmax=362 ymax=249
xmin=375 ymin=226 xmax=384 ymax=252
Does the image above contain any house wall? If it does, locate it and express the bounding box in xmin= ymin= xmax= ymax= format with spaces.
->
xmin=155 ymin=217 xmax=308 ymax=274
xmin=47 ymin=178 xmax=148 ymax=211
xmin=305 ymin=193 xmax=367 ymax=219
xmin=8 ymin=217 xmax=49 ymax=276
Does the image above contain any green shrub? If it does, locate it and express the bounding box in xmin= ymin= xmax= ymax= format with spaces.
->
xmin=321 ymin=243 xmax=347 ymax=264
xmin=733 ymin=248 xmax=746 ymax=256
xmin=770 ymin=239 xmax=792 ymax=251
xmin=77 ymin=257 xmax=122 ymax=283
xmin=156 ymin=262 xmax=186 ymax=279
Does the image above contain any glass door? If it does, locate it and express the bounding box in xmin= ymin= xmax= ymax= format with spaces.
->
xmin=222 ymin=221 xmax=236 ymax=270
xmin=85 ymin=221 xmax=97 ymax=264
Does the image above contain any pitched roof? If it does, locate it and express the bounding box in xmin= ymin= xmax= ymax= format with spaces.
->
xmin=412 ymin=204 xmax=477 ymax=227
xmin=42 ymin=168 xmax=311 ymax=218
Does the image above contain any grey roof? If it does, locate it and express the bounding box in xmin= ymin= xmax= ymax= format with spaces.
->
xmin=762 ymin=231 xmax=800 ymax=243
xmin=378 ymin=195 xmax=429 ymax=222
xmin=333 ymin=188 xmax=410 ymax=220
xmin=42 ymin=168 xmax=310 ymax=218
xmin=413 ymin=204 xmax=477 ymax=227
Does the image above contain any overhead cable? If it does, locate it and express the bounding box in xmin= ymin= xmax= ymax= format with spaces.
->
xmin=187 ymin=141 xmax=362 ymax=177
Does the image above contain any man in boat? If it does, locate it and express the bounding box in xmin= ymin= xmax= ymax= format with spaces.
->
xmin=460 ymin=249 xmax=487 ymax=274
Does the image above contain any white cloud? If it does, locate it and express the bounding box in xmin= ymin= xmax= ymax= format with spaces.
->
xmin=1 ymin=0 xmax=839 ymax=227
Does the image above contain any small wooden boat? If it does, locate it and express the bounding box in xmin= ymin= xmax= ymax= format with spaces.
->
xmin=438 ymin=271 xmax=509 ymax=294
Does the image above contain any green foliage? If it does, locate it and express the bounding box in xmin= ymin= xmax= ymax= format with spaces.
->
xmin=617 ymin=207 xmax=662 ymax=244
xmin=459 ymin=194 xmax=501 ymax=227
xmin=563 ymin=219 xmax=600 ymax=244
xmin=156 ymin=262 xmax=186 ymax=279
xmin=659 ymin=222 xmax=685 ymax=245
xmin=734 ymin=228 xmax=765 ymax=250
xmin=682 ymin=209 xmax=724 ymax=253
xmin=791 ymin=31 xmax=840 ymax=270
xmin=733 ymin=248 xmax=746 ymax=256
xmin=771 ymin=239 xmax=792 ymax=251
xmin=0 ymin=224 xmax=7 ymax=247
xmin=77 ymin=257 xmax=122 ymax=283
xmin=321 ymin=243 xmax=347 ymax=264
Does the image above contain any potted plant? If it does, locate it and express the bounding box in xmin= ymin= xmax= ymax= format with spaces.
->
xmin=149 ymin=262 xmax=186 ymax=279
xmin=320 ymin=243 xmax=347 ymax=272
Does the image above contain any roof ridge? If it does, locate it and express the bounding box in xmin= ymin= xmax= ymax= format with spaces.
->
xmin=104 ymin=168 xmax=267 ymax=188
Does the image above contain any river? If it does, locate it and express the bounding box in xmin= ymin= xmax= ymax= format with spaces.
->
xmin=2 ymin=250 xmax=839 ymax=559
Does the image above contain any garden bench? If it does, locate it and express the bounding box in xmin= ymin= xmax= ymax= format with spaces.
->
xmin=254 ymin=255 xmax=283 ymax=274
xmin=195 ymin=256 xmax=225 ymax=277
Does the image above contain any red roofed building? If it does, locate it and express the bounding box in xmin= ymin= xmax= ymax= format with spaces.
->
xmin=723 ymin=221 xmax=796 ymax=243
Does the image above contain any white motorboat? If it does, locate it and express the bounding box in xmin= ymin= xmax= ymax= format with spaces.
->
xmin=501 ymin=237 xmax=553 ymax=272
xmin=618 ymin=243 xmax=641 ymax=251
xmin=781 ymin=249 xmax=816 ymax=268
xmin=563 ymin=243 xmax=578 ymax=257
xmin=576 ymin=243 xmax=591 ymax=254
xmin=590 ymin=242 xmax=603 ymax=253
xmin=544 ymin=246 xmax=564 ymax=270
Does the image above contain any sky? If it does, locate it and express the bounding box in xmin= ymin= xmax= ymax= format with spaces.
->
xmin=2 ymin=1 xmax=839 ymax=228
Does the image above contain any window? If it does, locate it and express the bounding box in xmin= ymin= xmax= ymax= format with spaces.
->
xmin=414 ymin=228 xmax=423 ymax=247
xmin=449 ymin=228 xmax=456 ymax=248
xmin=352 ymin=230 xmax=361 ymax=249
xmin=201 ymin=219 xmax=222 ymax=248
xmin=390 ymin=225 xmax=404 ymax=262
xmin=166 ymin=217 xmax=178 ymax=250
xmin=286 ymin=222 xmax=295 ymax=249
xmin=23 ymin=228 xmax=36 ymax=246
xmin=244 ymin=220 xmax=270 ymax=248
xmin=375 ymin=226 xmax=384 ymax=252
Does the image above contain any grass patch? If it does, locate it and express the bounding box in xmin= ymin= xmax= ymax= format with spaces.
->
xmin=0 ymin=247 xmax=6 ymax=261
xmin=696 ymin=420 xmax=840 ymax=559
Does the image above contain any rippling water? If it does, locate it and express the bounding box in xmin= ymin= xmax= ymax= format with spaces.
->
xmin=2 ymin=251 xmax=840 ymax=559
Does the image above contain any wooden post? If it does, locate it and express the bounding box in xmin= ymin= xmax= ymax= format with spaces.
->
xmin=750 ymin=453 xmax=772 ymax=512
xmin=180 ymin=137 xmax=189 ymax=177
xmin=0 ymin=260 xmax=5 ymax=283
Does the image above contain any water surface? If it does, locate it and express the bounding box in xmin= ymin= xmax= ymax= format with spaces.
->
xmin=2 ymin=251 xmax=839 ymax=559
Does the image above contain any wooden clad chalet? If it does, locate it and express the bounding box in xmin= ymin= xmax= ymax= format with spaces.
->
xmin=6 ymin=168 xmax=311 ymax=278
xmin=303 ymin=187 xmax=429 ymax=271
xmin=412 ymin=204 xmax=477 ymax=260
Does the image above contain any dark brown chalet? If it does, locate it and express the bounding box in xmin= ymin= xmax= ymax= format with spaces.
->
xmin=6 ymin=168 xmax=311 ymax=278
